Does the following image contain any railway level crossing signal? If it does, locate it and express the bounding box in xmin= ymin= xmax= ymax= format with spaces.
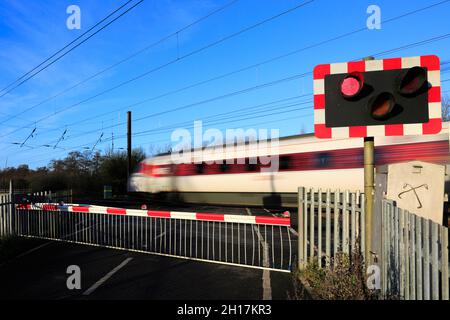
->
xmin=313 ymin=55 xmax=442 ymax=138
xmin=312 ymin=55 xmax=442 ymax=267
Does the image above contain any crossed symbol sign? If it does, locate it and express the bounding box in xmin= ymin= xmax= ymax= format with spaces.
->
xmin=398 ymin=183 xmax=428 ymax=209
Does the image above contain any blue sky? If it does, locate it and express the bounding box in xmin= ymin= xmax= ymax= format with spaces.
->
xmin=0 ymin=0 xmax=449 ymax=168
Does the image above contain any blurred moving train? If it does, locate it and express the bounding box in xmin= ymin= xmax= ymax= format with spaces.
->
xmin=128 ymin=122 xmax=450 ymax=208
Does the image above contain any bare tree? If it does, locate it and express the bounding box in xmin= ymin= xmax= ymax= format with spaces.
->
xmin=147 ymin=143 xmax=172 ymax=157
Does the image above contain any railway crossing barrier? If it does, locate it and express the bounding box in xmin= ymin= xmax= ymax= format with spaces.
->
xmin=0 ymin=190 xmax=72 ymax=238
xmin=1 ymin=197 xmax=293 ymax=272
xmin=4 ymin=187 xmax=447 ymax=297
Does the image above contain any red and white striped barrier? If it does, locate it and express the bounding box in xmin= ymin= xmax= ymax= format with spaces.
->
xmin=15 ymin=203 xmax=291 ymax=226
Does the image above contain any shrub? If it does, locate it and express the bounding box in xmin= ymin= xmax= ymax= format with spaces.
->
xmin=293 ymin=248 xmax=380 ymax=300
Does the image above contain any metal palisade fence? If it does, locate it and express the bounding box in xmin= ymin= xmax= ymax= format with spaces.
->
xmin=0 ymin=188 xmax=31 ymax=195
xmin=0 ymin=193 xmax=13 ymax=238
xmin=382 ymin=200 xmax=449 ymax=300
xmin=297 ymin=187 xmax=365 ymax=269
xmin=297 ymin=187 xmax=449 ymax=300
xmin=0 ymin=190 xmax=73 ymax=238
xmin=1 ymin=195 xmax=293 ymax=272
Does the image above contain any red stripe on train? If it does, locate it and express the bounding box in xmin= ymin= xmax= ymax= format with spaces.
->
xmin=136 ymin=140 xmax=449 ymax=176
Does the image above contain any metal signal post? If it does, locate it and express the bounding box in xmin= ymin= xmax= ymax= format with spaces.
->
xmin=364 ymin=136 xmax=374 ymax=264
xmin=363 ymin=57 xmax=375 ymax=265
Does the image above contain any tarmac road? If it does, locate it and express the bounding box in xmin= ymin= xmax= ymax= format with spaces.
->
xmin=0 ymin=239 xmax=295 ymax=300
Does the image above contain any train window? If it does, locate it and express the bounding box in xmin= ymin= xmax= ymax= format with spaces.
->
xmin=374 ymin=149 xmax=381 ymax=164
xmin=219 ymin=163 xmax=230 ymax=173
xmin=195 ymin=163 xmax=205 ymax=174
xmin=316 ymin=152 xmax=331 ymax=168
xmin=246 ymin=158 xmax=258 ymax=172
xmin=279 ymin=156 xmax=291 ymax=170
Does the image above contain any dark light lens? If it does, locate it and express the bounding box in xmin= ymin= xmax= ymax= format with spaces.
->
xmin=340 ymin=72 xmax=364 ymax=98
xmin=369 ymin=92 xmax=395 ymax=120
xmin=398 ymin=66 xmax=427 ymax=96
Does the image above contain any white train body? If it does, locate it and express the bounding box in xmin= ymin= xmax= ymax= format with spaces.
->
xmin=129 ymin=122 xmax=450 ymax=207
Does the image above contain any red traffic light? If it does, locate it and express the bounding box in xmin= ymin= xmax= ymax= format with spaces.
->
xmin=368 ymin=92 xmax=396 ymax=120
xmin=340 ymin=72 xmax=364 ymax=98
xmin=397 ymin=66 xmax=427 ymax=96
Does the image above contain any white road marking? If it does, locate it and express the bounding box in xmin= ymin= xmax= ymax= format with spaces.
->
xmin=246 ymin=208 xmax=272 ymax=300
xmin=83 ymin=257 xmax=133 ymax=296
xmin=9 ymin=241 xmax=52 ymax=261
xmin=0 ymin=224 xmax=95 ymax=268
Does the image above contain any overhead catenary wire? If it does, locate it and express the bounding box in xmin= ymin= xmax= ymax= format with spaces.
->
xmin=371 ymin=33 xmax=450 ymax=58
xmin=7 ymin=95 xmax=313 ymax=155
xmin=6 ymin=48 xmax=450 ymax=161
xmin=0 ymin=0 xmax=134 ymax=94
xmin=133 ymin=100 xmax=313 ymax=137
xmin=13 ymin=83 xmax=450 ymax=166
xmin=19 ymin=112 xmax=316 ymax=167
xmin=10 ymin=27 xmax=449 ymax=138
xmin=0 ymin=0 xmax=314 ymax=138
xmin=3 ymin=1 xmax=447 ymax=165
xmin=2 ymin=79 xmax=312 ymax=163
xmin=2 ymin=0 xmax=448 ymax=143
xmin=14 ymin=93 xmax=312 ymax=150
xmin=47 ymin=95 xmax=309 ymax=139
xmin=0 ymin=0 xmax=145 ymax=99
xmin=44 ymin=29 xmax=450 ymax=146
xmin=6 ymin=33 xmax=450 ymax=163
xmin=47 ymin=72 xmax=312 ymax=143
xmin=0 ymin=0 xmax=240 ymax=126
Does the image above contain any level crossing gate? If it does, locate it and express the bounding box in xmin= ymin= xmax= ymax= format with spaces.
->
xmin=2 ymin=199 xmax=294 ymax=272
